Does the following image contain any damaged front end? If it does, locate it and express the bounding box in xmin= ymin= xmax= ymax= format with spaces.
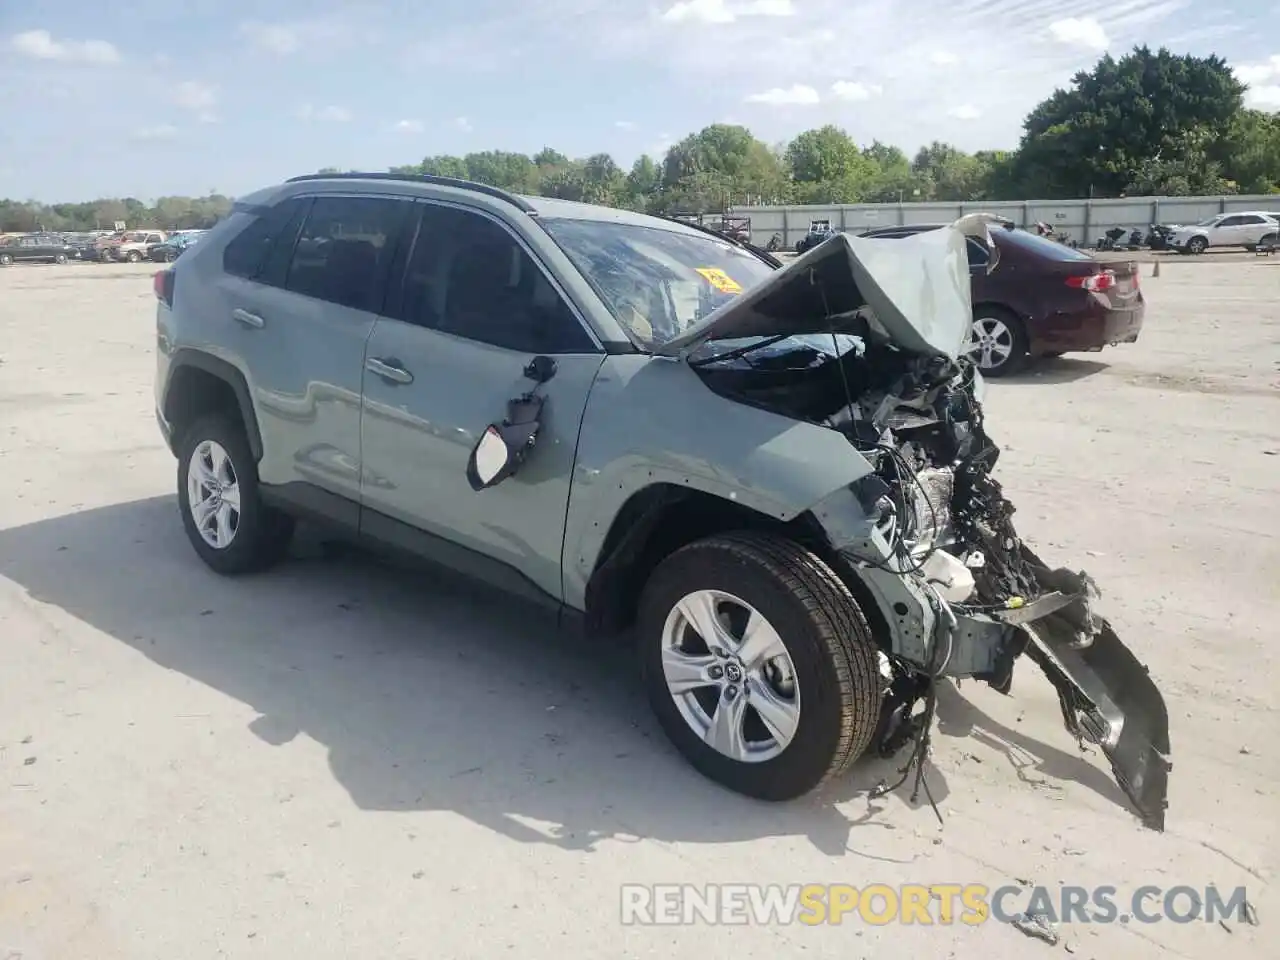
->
xmin=680 ymin=220 xmax=1171 ymax=830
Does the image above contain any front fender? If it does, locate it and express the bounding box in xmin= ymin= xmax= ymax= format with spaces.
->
xmin=562 ymin=354 xmax=877 ymax=609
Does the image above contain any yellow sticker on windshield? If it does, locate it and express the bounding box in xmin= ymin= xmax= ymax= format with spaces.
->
xmin=696 ymin=267 xmax=743 ymax=294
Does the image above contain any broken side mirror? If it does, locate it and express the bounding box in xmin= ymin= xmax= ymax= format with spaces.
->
xmin=465 ymin=394 xmax=545 ymax=491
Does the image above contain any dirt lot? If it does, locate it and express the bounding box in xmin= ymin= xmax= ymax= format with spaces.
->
xmin=1 ymin=260 xmax=1276 ymax=959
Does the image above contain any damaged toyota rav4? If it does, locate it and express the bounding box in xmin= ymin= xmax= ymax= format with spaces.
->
xmin=155 ymin=176 xmax=1170 ymax=830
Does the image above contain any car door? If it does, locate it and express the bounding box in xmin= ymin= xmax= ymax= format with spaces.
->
xmin=1208 ymin=215 xmax=1245 ymax=247
xmin=1237 ymin=215 xmax=1273 ymax=245
xmin=358 ymin=200 xmax=606 ymax=604
xmin=214 ymin=192 xmax=411 ymax=522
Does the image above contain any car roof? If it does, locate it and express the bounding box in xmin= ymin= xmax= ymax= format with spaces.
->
xmin=520 ymin=195 xmax=716 ymax=239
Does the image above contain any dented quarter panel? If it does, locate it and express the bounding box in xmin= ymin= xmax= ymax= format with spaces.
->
xmin=561 ymin=353 xmax=878 ymax=610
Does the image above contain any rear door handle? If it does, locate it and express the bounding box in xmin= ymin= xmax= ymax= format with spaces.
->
xmin=231 ymin=308 xmax=265 ymax=329
xmin=365 ymin=356 xmax=414 ymax=385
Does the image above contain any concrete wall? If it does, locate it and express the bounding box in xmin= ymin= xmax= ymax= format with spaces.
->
xmin=730 ymin=195 xmax=1280 ymax=249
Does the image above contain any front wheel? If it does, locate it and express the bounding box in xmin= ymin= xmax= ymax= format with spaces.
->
xmin=638 ymin=532 xmax=883 ymax=801
xmin=177 ymin=415 xmax=294 ymax=575
xmin=1187 ymin=236 xmax=1208 ymax=255
xmin=0 ymin=254 xmax=12 ymax=266
xmin=54 ymin=253 xmax=68 ymax=264
xmin=125 ymin=250 xmax=142 ymax=263
xmin=965 ymin=308 xmax=1028 ymax=377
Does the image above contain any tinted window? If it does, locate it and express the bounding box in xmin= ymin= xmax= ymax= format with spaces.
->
xmin=996 ymin=228 xmax=1095 ymax=262
xmin=284 ymin=196 xmax=406 ymax=312
xmin=223 ymin=197 xmax=309 ymax=279
xmin=1217 ymin=216 xmax=1243 ymax=227
xmin=1238 ymin=215 xmax=1266 ymax=225
xmin=393 ymin=205 xmax=596 ymax=354
xmin=965 ymin=237 xmax=990 ymax=266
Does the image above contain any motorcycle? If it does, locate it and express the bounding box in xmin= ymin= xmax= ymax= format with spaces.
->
xmin=1144 ymin=224 xmax=1177 ymax=251
xmin=765 ymin=232 xmax=783 ymax=252
xmin=1094 ymin=226 xmax=1129 ymax=251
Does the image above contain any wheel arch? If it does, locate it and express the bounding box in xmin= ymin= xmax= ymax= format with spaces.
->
xmin=163 ymin=351 xmax=263 ymax=461
xmin=581 ymin=483 xmax=893 ymax=652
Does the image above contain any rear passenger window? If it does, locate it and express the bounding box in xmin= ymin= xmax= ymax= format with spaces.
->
xmin=392 ymin=204 xmax=596 ymax=354
xmin=284 ymin=196 xmax=407 ymax=312
xmin=223 ymin=197 xmax=309 ymax=280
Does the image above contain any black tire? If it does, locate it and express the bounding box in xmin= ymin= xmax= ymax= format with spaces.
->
xmin=638 ymin=531 xmax=883 ymax=801
xmin=54 ymin=253 xmax=68 ymax=264
xmin=176 ymin=415 xmax=294 ymax=575
xmin=0 ymin=254 xmax=12 ymax=266
xmin=968 ymin=306 xmax=1028 ymax=378
xmin=1187 ymin=236 xmax=1208 ymax=255
xmin=126 ymin=250 xmax=142 ymax=263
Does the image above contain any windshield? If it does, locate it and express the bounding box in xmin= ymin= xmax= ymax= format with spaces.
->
xmin=538 ymin=217 xmax=775 ymax=349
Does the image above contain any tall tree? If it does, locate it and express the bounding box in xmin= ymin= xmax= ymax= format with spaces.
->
xmin=1014 ymin=45 xmax=1245 ymax=198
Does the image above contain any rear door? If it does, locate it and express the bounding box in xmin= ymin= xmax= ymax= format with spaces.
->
xmin=1237 ymin=214 xmax=1274 ymax=245
xmin=358 ymin=200 xmax=606 ymax=603
xmin=212 ymin=192 xmax=411 ymax=519
xmin=1209 ymin=215 xmax=1245 ymax=247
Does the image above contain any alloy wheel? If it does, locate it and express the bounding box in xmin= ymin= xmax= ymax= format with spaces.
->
xmin=660 ymin=589 xmax=801 ymax=763
xmin=186 ymin=440 xmax=241 ymax=549
xmin=966 ymin=316 xmax=1016 ymax=372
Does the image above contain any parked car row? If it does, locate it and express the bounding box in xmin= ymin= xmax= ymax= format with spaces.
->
xmin=0 ymin=228 xmax=206 ymax=265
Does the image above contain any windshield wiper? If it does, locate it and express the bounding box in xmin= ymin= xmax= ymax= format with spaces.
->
xmin=687 ymin=333 xmax=795 ymax=368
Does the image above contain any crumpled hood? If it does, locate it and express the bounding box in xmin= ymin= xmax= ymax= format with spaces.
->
xmin=657 ymin=214 xmax=1003 ymax=360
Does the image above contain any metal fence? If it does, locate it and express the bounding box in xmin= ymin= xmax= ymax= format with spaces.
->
xmin=728 ymin=195 xmax=1280 ymax=249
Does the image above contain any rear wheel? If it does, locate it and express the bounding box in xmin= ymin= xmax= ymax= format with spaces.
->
xmin=177 ymin=415 xmax=294 ymax=575
xmin=639 ymin=531 xmax=883 ymax=801
xmin=0 ymin=253 xmax=12 ymax=266
xmin=1187 ymin=236 xmax=1208 ymax=255
xmin=54 ymin=253 xmax=68 ymax=264
xmin=966 ymin=307 xmax=1028 ymax=377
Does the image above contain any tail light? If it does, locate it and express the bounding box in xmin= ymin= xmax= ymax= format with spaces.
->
xmin=153 ymin=268 xmax=174 ymax=306
xmin=1066 ymin=270 xmax=1116 ymax=292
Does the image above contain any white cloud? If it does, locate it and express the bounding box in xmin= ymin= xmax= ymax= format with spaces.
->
xmin=298 ymin=104 xmax=353 ymax=122
xmin=239 ymin=21 xmax=302 ymax=54
xmin=615 ymin=120 xmax=637 ymax=130
xmin=745 ymin=83 xmax=820 ymax=105
xmin=1248 ymin=85 xmax=1280 ymax=110
xmin=1048 ymin=16 xmax=1109 ymax=51
xmin=661 ymin=0 xmax=794 ymax=25
xmin=948 ymin=103 xmax=982 ymax=120
xmin=395 ymin=119 xmax=425 ymax=133
xmin=172 ymin=81 xmax=216 ymax=111
xmin=929 ymin=50 xmax=958 ymax=66
xmin=131 ymin=124 xmax=178 ymax=142
xmin=454 ymin=116 xmax=474 ymax=132
xmin=830 ymin=80 xmax=882 ymax=101
xmin=1237 ymin=55 xmax=1280 ymax=110
xmin=9 ymin=29 xmax=120 ymax=65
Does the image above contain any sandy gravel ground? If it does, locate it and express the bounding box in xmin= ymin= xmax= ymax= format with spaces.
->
xmin=1 ymin=260 xmax=1276 ymax=959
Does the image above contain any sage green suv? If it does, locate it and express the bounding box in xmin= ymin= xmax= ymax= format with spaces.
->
xmin=153 ymin=173 xmax=1170 ymax=829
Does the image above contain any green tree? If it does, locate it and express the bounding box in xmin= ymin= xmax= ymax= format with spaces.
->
xmin=784 ymin=125 xmax=878 ymax=203
xmin=1217 ymin=109 xmax=1280 ymax=194
xmin=662 ymin=124 xmax=787 ymax=207
xmin=1014 ymin=45 xmax=1245 ymax=198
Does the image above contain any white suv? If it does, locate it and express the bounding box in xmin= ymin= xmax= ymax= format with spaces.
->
xmin=1170 ymin=211 xmax=1279 ymax=255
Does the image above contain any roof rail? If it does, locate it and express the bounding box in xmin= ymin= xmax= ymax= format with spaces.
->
xmin=284 ymin=171 xmax=537 ymax=213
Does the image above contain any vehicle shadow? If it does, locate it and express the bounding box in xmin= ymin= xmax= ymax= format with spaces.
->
xmin=932 ymin=679 xmax=1128 ymax=809
xmin=1003 ymin=357 xmax=1109 ymax=385
xmin=0 ymin=496 xmax=950 ymax=858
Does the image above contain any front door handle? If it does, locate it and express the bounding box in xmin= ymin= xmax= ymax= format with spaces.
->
xmin=365 ymin=356 xmax=414 ymax=385
xmin=231 ymin=308 xmax=265 ymax=329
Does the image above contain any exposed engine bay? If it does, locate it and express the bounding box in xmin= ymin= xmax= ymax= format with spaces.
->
xmin=688 ymin=281 xmax=1171 ymax=831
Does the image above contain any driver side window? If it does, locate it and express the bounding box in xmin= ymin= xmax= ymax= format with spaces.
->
xmin=1216 ymin=216 xmax=1243 ymax=228
xmin=392 ymin=204 xmax=597 ymax=354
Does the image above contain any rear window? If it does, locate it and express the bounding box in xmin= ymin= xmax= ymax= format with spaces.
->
xmin=998 ymin=228 xmax=1094 ymax=261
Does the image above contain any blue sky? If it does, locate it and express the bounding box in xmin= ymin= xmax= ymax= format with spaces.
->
xmin=2 ymin=0 xmax=1278 ymax=201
